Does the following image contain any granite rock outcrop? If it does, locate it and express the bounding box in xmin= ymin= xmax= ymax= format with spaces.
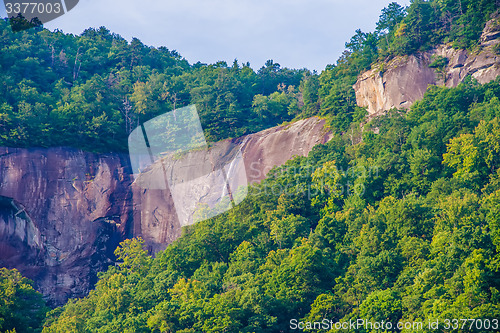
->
xmin=0 ymin=117 xmax=331 ymax=305
xmin=354 ymin=14 xmax=500 ymax=115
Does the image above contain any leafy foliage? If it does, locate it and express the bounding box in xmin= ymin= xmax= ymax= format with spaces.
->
xmin=41 ymin=78 xmax=500 ymax=332
xmin=2 ymin=0 xmax=500 ymax=331
xmin=303 ymin=0 xmax=498 ymax=135
xmin=2 ymin=0 xmax=496 ymax=147
xmin=0 ymin=268 xmax=48 ymax=333
xmin=0 ymin=20 xmax=307 ymax=152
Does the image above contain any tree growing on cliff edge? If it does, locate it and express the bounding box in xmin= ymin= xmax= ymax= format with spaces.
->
xmin=376 ymin=2 xmax=406 ymax=35
xmin=0 ymin=18 xmax=307 ymax=153
xmin=41 ymin=79 xmax=500 ymax=332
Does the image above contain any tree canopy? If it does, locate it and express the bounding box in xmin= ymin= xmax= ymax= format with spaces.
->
xmin=0 ymin=19 xmax=308 ymax=152
xmin=40 ymin=78 xmax=500 ymax=332
xmin=1 ymin=0 xmax=500 ymax=331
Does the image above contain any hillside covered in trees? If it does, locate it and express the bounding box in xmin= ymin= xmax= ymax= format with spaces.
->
xmin=0 ymin=18 xmax=309 ymax=152
xmin=1 ymin=0 xmax=500 ymax=332
xmin=40 ymin=78 xmax=500 ymax=332
xmin=1 ymin=0 xmax=495 ymax=152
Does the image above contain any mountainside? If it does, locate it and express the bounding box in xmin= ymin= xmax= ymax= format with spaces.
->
xmin=354 ymin=13 xmax=500 ymax=115
xmin=2 ymin=1 xmax=500 ymax=332
xmin=0 ymin=147 xmax=133 ymax=306
xmin=0 ymin=18 xmax=310 ymax=153
xmin=0 ymin=116 xmax=331 ymax=306
xmin=41 ymin=77 xmax=500 ymax=332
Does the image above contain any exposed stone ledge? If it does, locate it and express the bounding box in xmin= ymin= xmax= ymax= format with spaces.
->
xmin=354 ymin=14 xmax=500 ymax=116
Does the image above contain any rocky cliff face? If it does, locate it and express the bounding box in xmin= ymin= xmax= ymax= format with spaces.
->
xmin=131 ymin=117 xmax=332 ymax=253
xmin=0 ymin=117 xmax=331 ymax=305
xmin=0 ymin=147 xmax=134 ymax=306
xmin=354 ymin=15 xmax=500 ymax=115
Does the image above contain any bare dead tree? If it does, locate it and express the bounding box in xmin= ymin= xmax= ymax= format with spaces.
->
xmin=73 ymin=47 xmax=81 ymax=82
xmin=121 ymin=97 xmax=134 ymax=134
xmin=51 ymin=45 xmax=55 ymax=67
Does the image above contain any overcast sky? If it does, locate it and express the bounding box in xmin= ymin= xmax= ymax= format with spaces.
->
xmin=1 ymin=0 xmax=410 ymax=71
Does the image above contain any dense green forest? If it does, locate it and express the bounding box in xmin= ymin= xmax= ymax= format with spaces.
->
xmin=0 ymin=18 xmax=308 ymax=151
xmin=38 ymin=78 xmax=500 ymax=332
xmin=1 ymin=0 xmax=497 ymax=152
xmin=1 ymin=0 xmax=500 ymax=332
xmin=0 ymin=268 xmax=47 ymax=333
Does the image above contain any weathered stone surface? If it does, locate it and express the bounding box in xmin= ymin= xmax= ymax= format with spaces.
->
xmin=354 ymin=15 xmax=500 ymax=115
xmin=240 ymin=117 xmax=332 ymax=183
xmin=353 ymin=54 xmax=436 ymax=115
xmin=131 ymin=116 xmax=332 ymax=253
xmin=0 ymin=147 xmax=134 ymax=306
xmin=0 ymin=116 xmax=331 ymax=305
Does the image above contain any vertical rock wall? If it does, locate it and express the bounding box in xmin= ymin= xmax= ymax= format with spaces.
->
xmin=354 ymin=15 xmax=500 ymax=115
xmin=0 ymin=116 xmax=332 ymax=305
